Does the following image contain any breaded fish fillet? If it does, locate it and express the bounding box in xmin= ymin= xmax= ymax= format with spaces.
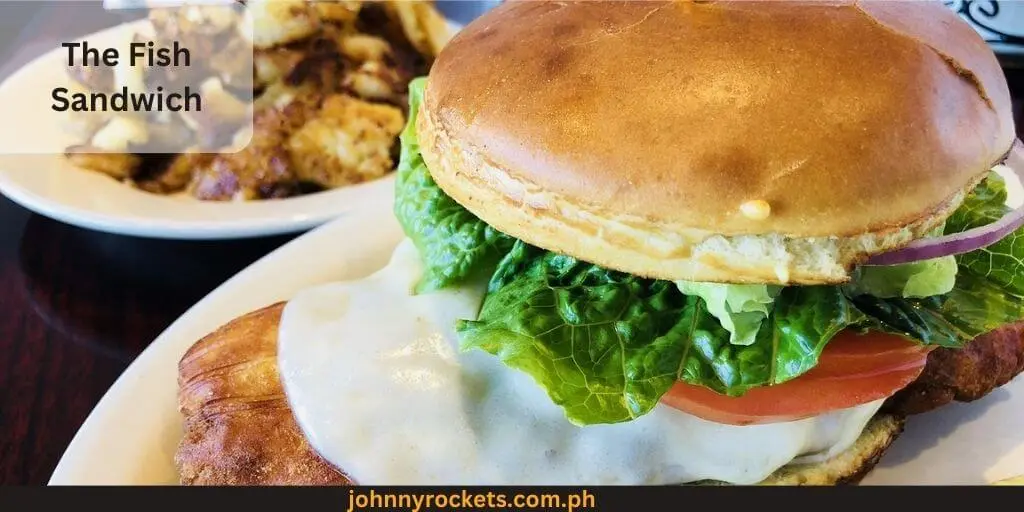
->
xmin=176 ymin=304 xmax=349 ymax=485
xmin=175 ymin=308 xmax=1024 ymax=485
xmin=885 ymin=324 xmax=1024 ymax=415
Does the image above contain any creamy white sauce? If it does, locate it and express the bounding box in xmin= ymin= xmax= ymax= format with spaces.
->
xmin=278 ymin=239 xmax=884 ymax=485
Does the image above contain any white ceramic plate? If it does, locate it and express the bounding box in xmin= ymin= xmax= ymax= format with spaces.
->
xmin=49 ymin=190 xmax=404 ymax=485
xmin=47 ymin=178 xmax=1024 ymax=485
xmin=0 ymin=19 xmax=427 ymax=240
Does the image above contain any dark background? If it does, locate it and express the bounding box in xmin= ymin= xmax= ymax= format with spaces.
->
xmin=0 ymin=1 xmax=1022 ymax=486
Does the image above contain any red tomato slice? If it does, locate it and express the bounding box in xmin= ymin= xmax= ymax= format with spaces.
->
xmin=809 ymin=330 xmax=935 ymax=378
xmin=660 ymin=330 xmax=931 ymax=426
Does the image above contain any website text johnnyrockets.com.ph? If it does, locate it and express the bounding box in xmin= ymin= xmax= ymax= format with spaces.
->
xmin=345 ymin=488 xmax=597 ymax=512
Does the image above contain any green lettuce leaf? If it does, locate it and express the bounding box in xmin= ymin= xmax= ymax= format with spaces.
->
xmin=846 ymin=256 xmax=958 ymax=299
xmin=674 ymin=281 xmax=782 ymax=346
xmin=396 ymin=78 xmax=1024 ymax=425
xmin=945 ymin=172 xmax=1024 ymax=296
xmin=457 ymin=242 xmax=865 ymax=425
xmin=851 ymin=271 xmax=1024 ymax=348
xmin=454 ymin=173 xmax=1024 ymax=425
xmin=456 ymin=239 xmax=1024 ymax=425
xmin=848 ymin=171 xmax=1024 ymax=347
xmin=393 ymin=78 xmax=514 ymax=292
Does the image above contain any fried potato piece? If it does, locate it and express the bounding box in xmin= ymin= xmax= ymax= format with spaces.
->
xmin=189 ymin=86 xmax=322 ymax=200
xmin=244 ymin=0 xmax=321 ymax=49
xmin=180 ymin=78 xmax=251 ymax=150
xmin=339 ymin=33 xmax=391 ymax=62
xmin=135 ymin=152 xmax=214 ymax=195
xmin=65 ymin=1 xmax=450 ymax=202
xmin=255 ymin=47 xmax=307 ymax=88
xmin=378 ymin=0 xmax=450 ymax=58
xmin=287 ymin=94 xmax=404 ymax=187
xmin=885 ymin=322 xmax=1024 ymax=415
xmin=344 ymin=60 xmax=406 ymax=102
xmin=315 ymin=0 xmax=364 ymax=24
xmin=189 ymin=84 xmax=401 ymax=200
xmin=149 ymin=5 xmax=238 ymax=42
xmin=176 ymin=303 xmax=350 ymax=485
xmin=65 ymin=146 xmax=141 ymax=180
xmin=59 ymin=77 xmax=115 ymax=140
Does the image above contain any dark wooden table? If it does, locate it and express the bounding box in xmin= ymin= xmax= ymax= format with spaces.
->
xmin=0 ymin=3 xmax=303 ymax=485
xmin=0 ymin=2 xmax=1023 ymax=487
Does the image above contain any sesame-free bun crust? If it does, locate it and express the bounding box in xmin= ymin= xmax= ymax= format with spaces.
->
xmin=419 ymin=0 xmax=1015 ymax=284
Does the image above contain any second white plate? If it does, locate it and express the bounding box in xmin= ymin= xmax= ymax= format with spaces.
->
xmin=0 ymin=18 xmax=427 ymax=240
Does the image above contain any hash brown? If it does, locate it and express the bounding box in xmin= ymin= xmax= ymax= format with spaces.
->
xmin=64 ymin=1 xmax=450 ymax=201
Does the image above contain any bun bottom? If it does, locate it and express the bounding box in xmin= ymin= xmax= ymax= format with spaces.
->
xmin=175 ymin=302 xmax=915 ymax=486
xmin=697 ymin=414 xmax=904 ymax=486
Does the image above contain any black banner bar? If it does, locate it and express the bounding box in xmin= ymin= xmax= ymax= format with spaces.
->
xmin=0 ymin=485 xmax=1012 ymax=512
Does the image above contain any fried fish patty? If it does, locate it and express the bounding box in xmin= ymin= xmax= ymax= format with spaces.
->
xmin=176 ymin=304 xmax=349 ymax=485
xmin=174 ymin=305 xmax=1024 ymax=486
xmin=884 ymin=323 xmax=1024 ymax=416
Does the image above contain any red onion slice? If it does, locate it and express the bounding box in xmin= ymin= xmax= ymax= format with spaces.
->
xmin=864 ymin=139 xmax=1024 ymax=266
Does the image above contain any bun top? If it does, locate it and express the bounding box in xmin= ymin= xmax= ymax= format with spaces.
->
xmin=422 ymin=0 xmax=1014 ymax=240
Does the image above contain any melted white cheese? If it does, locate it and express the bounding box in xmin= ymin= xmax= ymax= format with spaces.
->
xmin=278 ymin=239 xmax=884 ymax=485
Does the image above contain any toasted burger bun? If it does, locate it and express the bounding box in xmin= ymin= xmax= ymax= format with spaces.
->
xmin=418 ymin=0 xmax=1014 ymax=285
